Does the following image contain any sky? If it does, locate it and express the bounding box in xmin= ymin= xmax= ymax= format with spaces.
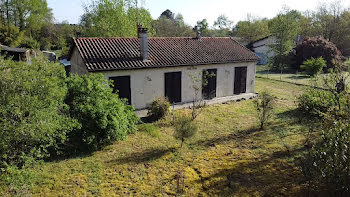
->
xmin=47 ymin=0 xmax=350 ymax=26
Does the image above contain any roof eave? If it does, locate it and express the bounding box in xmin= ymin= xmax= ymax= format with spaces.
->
xmin=87 ymin=60 xmax=259 ymax=72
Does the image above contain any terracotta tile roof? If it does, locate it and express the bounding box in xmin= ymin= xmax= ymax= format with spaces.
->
xmin=70 ymin=37 xmax=259 ymax=71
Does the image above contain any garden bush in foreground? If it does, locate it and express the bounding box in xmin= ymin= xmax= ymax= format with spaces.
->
xmin=0 ymin=57 xmax=75 ymax=168
xmin=65 ymin=74 xmax=139 ymax=152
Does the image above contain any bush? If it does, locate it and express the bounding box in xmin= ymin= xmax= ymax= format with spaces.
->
xmin=65 ymin=74 xmax=139 ymax=151
xmin=298 ymin=69 xmax=349 ymax=119
xmin=147 ymin=96 xmax=170 ymax=121
xmin=174 ymin=115 xmax=197 ymax=147
xmin=294 ymin=36 xmax=343 ymax=71
xmin=254 ymin=91 xmax=276 ymax=130
xmin=0 ymin=57 xmax=75 ymax=168
xmin=298 ymin=89 xmax=336 ymax=119
xmin=300 ymin=57 xmax=326 ymax=76
xmin=312 ymin=121 xmax=350 ymax=194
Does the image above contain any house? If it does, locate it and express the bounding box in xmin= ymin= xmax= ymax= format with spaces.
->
xmin=249 ymin=35 xmax=304 ymax=65
xmin=248 ymin=36 xmax=276 ymax=65
xmin=0 ymin=44 xmax=36 ymax=63
xmin=68 ymin=27 xmax=259 ymax=110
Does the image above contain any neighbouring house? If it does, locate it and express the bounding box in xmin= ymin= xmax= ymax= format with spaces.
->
xmin=248 ymin=36 xmax=276 ymax=65
xmin=68 ymin=27 xmax=259 ymax=110
xmin=249 ymin=35 xmax=304 ymax=65
xmin=0 ymin=44 xmax=36 ymax=63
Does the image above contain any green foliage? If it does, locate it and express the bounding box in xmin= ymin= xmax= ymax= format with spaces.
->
xmin=235 ymin=16 xmax=270 ymax=43
xmin=294 ymin=36 xmax=343 ymax=71
xmin=0 ymin=163 xmax=36 ymax=195
xmin=0 ymin=0 xmax=54 ymax=48
xmin=147 ymin=97 xmax=171 ymax=121
xmin=81 ymin=0 xmax=154 ymax=37
xmin=65 ymin=74 xmax=139 ymax=151
xmin=138 ymin=124 xmax=159 ymax=138
xmin=309 ymin=120 xmax=350 ymax=194
xmin=196 ymin=19 xmax=209 ymax=36
xmin=300 ymin=57 xmax=326 ymax=76
xmin=298 ymin=89 xmax=336 ymax=119
xmin=0 ymin=57 xmax=75 ymax=168
xmin=153 ymin=13 xmax=194 ymax=37
xmin=254 ymin=91 xmax=276 ymax=129
xmin=174 ymin=115 xmax=197 ymax=147
xmin=0 ymin=21 xmax=24 ymax=47
xmin=298 ymin=69 xmax=349 ymax=119
xmin=268 ymin=10 xmax=302 ymax=71
xmin=19 ymin=36 xmax=40 ymax=49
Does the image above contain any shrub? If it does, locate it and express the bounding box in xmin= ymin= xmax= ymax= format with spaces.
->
xmin=254 ymin=91 xmax=276 ymax=130
xmin=300 ymin=57 xmax=326 ymax=76
xmin=294 ymin=36 xmax=343 ymax=71
xmin=303 ymin=120 xmax=350 ymax=195
xmin=298 ymin=69 xmax=349 ymax=119
xmin=138 ymin=124 xmax=159 ymax=138
xmin=0 ymin=57 xmax=75 ymax=168
xmin=174 ymin=115 xmax=197 ymax=147
xmin=65 ymin=74 xmax=139 ymax=152
xmin=313 ymin=121 xmax=350 ymax=196
xmin=298 ymin=89 xmax=336 ymax=119
xmin=147 ymin=96 xmax=170 ymax=121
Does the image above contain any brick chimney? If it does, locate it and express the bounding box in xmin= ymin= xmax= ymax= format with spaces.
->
xmin=137 ymin=25 xmax=149 ymax=61
xmin=193 ymin=25 xmax=201 ymax=39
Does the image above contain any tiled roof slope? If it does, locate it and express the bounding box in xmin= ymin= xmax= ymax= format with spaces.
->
xmin=71 ymin=37 xmax=259 ymax=71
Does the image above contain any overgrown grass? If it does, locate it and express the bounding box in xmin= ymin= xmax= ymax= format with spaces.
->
xmin=0 ymin=78 xmax=315 ymax=196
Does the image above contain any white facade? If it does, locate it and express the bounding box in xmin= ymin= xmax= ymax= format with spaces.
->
xmin=101 ymin=63 xmax=256 ymax=110
xmin=252 ymin=36 xmax=276 ymax=59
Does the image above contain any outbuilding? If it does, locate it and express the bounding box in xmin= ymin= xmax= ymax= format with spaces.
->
xmin=68 ymin=28 xmax=259 ymax=110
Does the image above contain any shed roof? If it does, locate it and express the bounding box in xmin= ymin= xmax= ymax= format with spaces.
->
xmin=70 ymin=37 xmax=259 ymax=72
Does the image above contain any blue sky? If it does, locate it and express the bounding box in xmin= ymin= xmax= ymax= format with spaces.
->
xmin=47 ymin=0 xmax=350 ymax=26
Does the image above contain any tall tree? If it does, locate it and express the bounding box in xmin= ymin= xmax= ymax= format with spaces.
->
xmin=153 ymin=11 xmax=194 ymax=37
xmin=196 ymin=19 xmax=210 ymax=36
xmin=235 ymin=15 xmax=270 ymax=43
xmin=213 ymin=14 xmax=233 ymax=37
xmin=81 ymin=0 xmax=154 ymax=37
xmin=160 ymin=9 xmax=174 ymax=20
xmin=268 ymin=9 xmax=302 ymax=71
xmin=300 ymin=1 xmax=350 ymax=56
xmin=0 ymin=0 xmax=53 ymax=48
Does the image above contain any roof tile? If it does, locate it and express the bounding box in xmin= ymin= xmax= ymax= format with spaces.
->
xmin=71 ymin=37 xmax=259 ymax=71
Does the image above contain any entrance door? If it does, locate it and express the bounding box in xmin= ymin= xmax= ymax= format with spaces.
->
xmin=234 ymin=67 xmax=247 ymax=95
xmin=202 ymin=69 xmax=217 ymax=100
xmin=109 ymin=76 xmax=131 ymax=105
xmin=165 ymin=72 xmax=182 ymax=103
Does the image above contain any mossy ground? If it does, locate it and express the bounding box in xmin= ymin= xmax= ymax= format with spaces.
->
xmin=1 ymin=78 xmax=315 ymax=196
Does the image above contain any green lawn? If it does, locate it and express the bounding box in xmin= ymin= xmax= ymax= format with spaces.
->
xmin=256 ymin=65 xmax=313 ymax=86
xmin=1 ymin=78 xmax=314 ymax=196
